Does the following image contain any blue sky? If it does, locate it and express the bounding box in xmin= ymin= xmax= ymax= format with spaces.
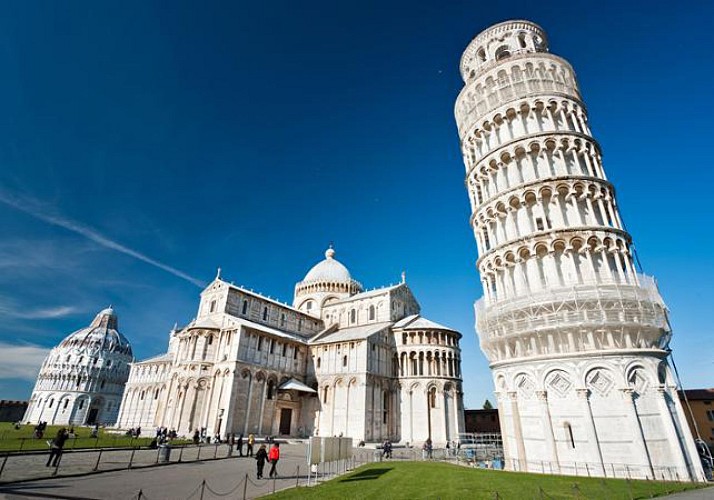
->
xmin=0 ymin=1 xmax=712 ymax=409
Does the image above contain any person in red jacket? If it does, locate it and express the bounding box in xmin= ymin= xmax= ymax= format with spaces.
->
xmin=268 ymin=443 xmax=280 ymax=478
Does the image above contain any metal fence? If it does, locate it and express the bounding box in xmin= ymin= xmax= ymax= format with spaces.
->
xmin=0 ymin=442 xmax=233 ymax=483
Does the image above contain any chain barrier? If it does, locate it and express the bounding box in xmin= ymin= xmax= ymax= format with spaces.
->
xmin=203 ymin=475 xmax=247 ymax=497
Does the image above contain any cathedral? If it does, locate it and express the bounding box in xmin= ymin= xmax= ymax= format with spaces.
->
xmin=117 ymin=247 xmax=465 ymax=444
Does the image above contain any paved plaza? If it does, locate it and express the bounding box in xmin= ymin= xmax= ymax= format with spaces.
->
xmin=0 ymin=443 xmax=325 ymax=499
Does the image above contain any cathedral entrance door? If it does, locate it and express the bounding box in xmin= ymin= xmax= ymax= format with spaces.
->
xmin=279 ymin=408 xmax=292 ymax=435
xmin=86 ymin=408 xmax=99 ymax=425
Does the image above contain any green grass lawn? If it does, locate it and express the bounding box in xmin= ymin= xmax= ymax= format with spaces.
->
xmin=0 ymin=422 xmax=189 ymax=452
xmin=268 ymin=461 xmax=707 ymax=500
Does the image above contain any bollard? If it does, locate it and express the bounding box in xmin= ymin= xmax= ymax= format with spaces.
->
xmin=197 ymin=444 xmax=202 ymax=461
xmin=242 ymin=473 xmax=248 ymax=500
xmin=178 ymin=445 xmax=184 ymax=463
xmin=296 ymin=465 xmax=300 ymax=488
xmin=93 ymin=449 xmax=103 ymax=471
xmin=213 ymin=443 xmax=218 ymax=459
xmin=128 ymin=447 xmax=137 ymax=469
xmin=199 ymin=479 xmax=206 ymax=500
xmin=0 ymin=454 xmax=9 ymax=479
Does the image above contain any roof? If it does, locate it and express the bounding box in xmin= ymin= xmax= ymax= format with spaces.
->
xmin=137 ymin=353 xmax=174 ymax=364
xmin=310 ymin=322 xmax=392 ymax=344
xmin=303 ymin=247 xmax=353 ymax=283
xmin=228 ymin=316 xmax=309 ymax=343
xmin=329 ymin=284 xmax=402 ymax=305
xmin=58 ymin=307 xmax=133 ymax=358
xmin=278 ymin=378 xmax=317 ymax=393
xmin=679 ymin=389 xmax=714 ymax=401
xmin=186 ymin=317 xmax=221 ymax=330
xmin=393 ymin=314 xmax=458 ymax=332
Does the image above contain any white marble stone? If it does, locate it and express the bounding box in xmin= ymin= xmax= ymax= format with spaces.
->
xmin=455 ymin=20 xmax=705 ymax=482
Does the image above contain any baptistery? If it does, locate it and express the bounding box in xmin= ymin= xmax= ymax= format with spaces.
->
xmin=24 ymin=307 xmax=133 ymax=426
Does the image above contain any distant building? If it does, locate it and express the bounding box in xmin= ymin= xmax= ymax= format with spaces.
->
xmin=679 ymin=389 xmax=714 ymax=449
xmin=117 ymin=247 xmax=465 ymax=444
xmin=0 ymin=401 xmax=28 ymax=422
xmin=24 ymin=307 xmax=133 ymax=426
xmin=464 ymin=408 xmax=500 ymax=434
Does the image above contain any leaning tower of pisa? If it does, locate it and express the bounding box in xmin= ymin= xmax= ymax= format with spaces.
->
xmin=454 ymin=20 xmax=705 ymax=481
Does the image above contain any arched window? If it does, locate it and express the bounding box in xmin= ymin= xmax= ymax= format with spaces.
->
xmin=317 ymin=357 xmax=321 ymax=369
xmin=63 ymin=399 xmax=69 ymax=409
xmin=369 ymin=305 xmax=375 ymax=321
xmin=350 ymin=309 xmax=356 ymax=324
xmin=78 ymin=399 xmax=84 ymax=410
xmin=429 ymin=387 xmax=437 ymax=408
xmin=495 ymin=45 xmax=511 ymax=61
xmin=140 ymin=391 xmax=145 ymax=400
xmin=263 ymin=307 xmax=269 ymax=321
xmin=48 ymin=398 xmax=54 ymax=408
xmin=209 ymin=300 xmax=216 ymax=313
xmin=323 ymin=386 xmax=329 ymax=403
xmin=518 ymin=32 xmax=527 ymax=49
xmin=267 ymin=380 xmax=274 ymax=400
xmin=280 ymin=314 xmax=286 ymax=327
xmin=477 ymin=47 xmax=486 ymax=63
xmin=342 ymin=355 xmax=347 ymax=367
xmin=383 ymin=391 xmax=389 ymax=424
xmin=242 ymin=300 xmax=248 ymax=315
xmin=154 ymin=388 xmax=160 ymax=399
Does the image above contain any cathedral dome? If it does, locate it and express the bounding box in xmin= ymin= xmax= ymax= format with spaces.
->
xmin=303 ymin=248 xmax=353 ymax=283
xmin=293 ymin=247 xmax=363 ymax=311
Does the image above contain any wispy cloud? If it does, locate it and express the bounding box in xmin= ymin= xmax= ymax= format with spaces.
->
xmin=0 ymin=187 xmax=205 ymax=288
xmin=0 ymin=342 xmax=50 ymax=380
xmin=0 ymin=295 xmax=78 ymax=320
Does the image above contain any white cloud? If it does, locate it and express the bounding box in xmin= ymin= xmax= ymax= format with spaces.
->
xmin=0 ymin=342 xmax=49 ymax=380
xmin=0 ymin=187 xmax=205 ymax=288
xmin=0 ymin=296 xmax=78 ymax=320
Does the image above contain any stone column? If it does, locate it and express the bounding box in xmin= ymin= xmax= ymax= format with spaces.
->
xmin=508 ymin=391 xmax=527 ymax=471
xmin=536 ymin=390 xmax=560 ymax=471
xmin=576 ymin=388 xmax=605 ymax=476
xmin=620 ymin=388 xmax=654 ymax=479
xmin=655 ymin=386 xmax=690 ymax=479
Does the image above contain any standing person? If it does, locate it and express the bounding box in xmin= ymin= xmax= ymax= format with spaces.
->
xmin=236 ymin=433 xmax=244 ymax=457
xmin=193 ymin=429 xmax=200 ymax=445
xmin=247 ymin=433 xmax=254 ymax=457
xmin=268 ymin=443 xmax=280 ymax=478
xmin=46 ymin=428 xmax=69 ymax=467
xmin=255 ymin=444 xmax=268 ymax=479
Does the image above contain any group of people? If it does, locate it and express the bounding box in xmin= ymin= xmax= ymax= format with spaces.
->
xmin=254 ymin=442 xmax=280 ymax=479
xmin=32 ymin=421 xmax=48 ymax=439
xmin=381 ymin=440 xmax=393 ymax=459
xmin=125 ymin=426 xmax=142 ymax=438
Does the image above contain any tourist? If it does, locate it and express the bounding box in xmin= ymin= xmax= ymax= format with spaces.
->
xmin=268 ymin=442 xmax=280 ymax=478
xmin=422 ymin=439 xmax=433 ymax=460
xmin=255 ymin=444 xmax=268 ymax=479
xmin=193 ymin=429 xmax=200 ymax=445
xmin=46 ymin=428 xmax=69 ymax=468
xmin=237 ymin=433 xmax=244 ymax=457
xmin=382 ymin=440 xmax=392 ymax=459
xmin=247 ymin=433 xmax=254 ymax=457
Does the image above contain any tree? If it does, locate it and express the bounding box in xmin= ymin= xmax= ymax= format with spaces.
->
xmin=482 ymin=399 xmax=493 ymax=410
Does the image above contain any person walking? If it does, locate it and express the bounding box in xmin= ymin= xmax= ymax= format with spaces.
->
xmin=247 ymin=433 xmax=255 ymax=457
xmin=255 ymin=444 xmax=268 ymax=479
xmin=46 ymin=428 xmax=69 ymax=467
xmin=268 ymin=443 xmax=280 ymax=478
xmin=236 ymin=433 xmax=244 ymax=457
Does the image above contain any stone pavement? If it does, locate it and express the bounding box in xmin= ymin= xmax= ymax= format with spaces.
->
xmin=0 ymin=443 xmax=321 ymax=499
xmin=659 ymin=486 xmax=714 ymax=499
xmin=0 ymin=444 xmax=234 ymax=484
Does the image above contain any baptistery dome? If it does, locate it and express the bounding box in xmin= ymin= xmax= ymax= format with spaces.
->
xmin=24 ymin=307 xmax=134 ymax=426
xmin=294 ymin=247 xmax=363 ymax=316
